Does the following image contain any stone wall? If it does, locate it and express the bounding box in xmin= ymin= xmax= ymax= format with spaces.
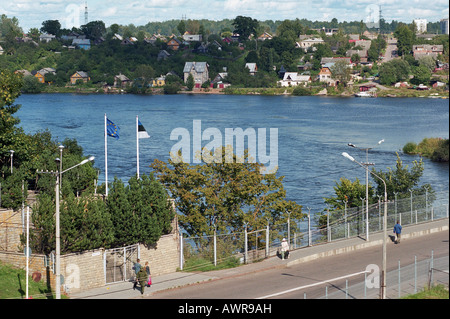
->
xmin=0 ymin=208 xmax=180 ymax=295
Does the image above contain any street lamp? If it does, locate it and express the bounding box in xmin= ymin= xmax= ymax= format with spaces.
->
xmin=342 ymin=152 xmax=387 ymax=299
xmin=37 ymin=155 xmax=95 ymax=299
xmin=347 ymin=139 xmax=384 ymax=241
xmin=10 ymin=150 xmax=14 ymax=174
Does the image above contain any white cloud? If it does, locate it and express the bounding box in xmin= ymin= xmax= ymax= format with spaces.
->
xmin=1 ymin=0 xmax=448 ymax=32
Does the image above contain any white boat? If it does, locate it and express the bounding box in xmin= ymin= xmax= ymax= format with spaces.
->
xmin=355 ymin=91 xmax=376 ymax=97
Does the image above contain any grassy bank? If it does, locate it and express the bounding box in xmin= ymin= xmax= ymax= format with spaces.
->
xmin=0 ymin=261 xmax=62 ymax=299
xmin=402 ymin=285 xmax=449 ymax=299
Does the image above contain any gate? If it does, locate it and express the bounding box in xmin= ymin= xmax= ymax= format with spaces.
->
xmin=104 ymin=244 xmax=139 ymax=284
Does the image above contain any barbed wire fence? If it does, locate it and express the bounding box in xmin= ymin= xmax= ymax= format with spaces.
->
xmin=180 ymin=190 xmax=449 ymax=272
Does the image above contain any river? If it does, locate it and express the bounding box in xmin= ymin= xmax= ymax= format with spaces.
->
xmin=15 ymin=93 xmax=449 ymax=212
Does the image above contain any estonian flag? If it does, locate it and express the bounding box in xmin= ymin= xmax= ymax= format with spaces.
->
xmin=107 ymin=118 xmax=120 ymax=139
xmin=138 ymin=120 xmax=150 ymax=139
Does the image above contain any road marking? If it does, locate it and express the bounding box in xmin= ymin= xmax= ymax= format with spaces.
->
xmin=256 ymin=270 xmax=369 ymax=299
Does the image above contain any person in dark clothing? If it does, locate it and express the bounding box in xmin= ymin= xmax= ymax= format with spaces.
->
xmin=137 ymin=267 xmax=148 ymax=295
xmin=393 ymin=221 xmax=402 ymax=244
xmin=133 ymin=259 xmax=141 ymax=290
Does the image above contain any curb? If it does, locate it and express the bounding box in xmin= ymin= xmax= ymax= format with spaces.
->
xmin=286 ymin=223 xmax=449 ymax=268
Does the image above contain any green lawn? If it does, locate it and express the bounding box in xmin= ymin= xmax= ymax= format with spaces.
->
xmin=402 ymin=285 xmax=449 ymax=299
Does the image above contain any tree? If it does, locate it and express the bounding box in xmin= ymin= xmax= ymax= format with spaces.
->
xmin=40 ymin=20 xmax=62 ymax=37
xmin=394 ymin=23 xmax=415 ymax=56
xmin=371 ymin=153 xmax=433 ymax=200
xmin=379 ymin=59 xmax=410 ymax=85
xmin=177 ymin=20 xmax=186 ymax=35
xmin=186 ymin=73 xmax=194 ymax=91
xmin=330 ymin=60 xmax=351 ymax=85
xmin=81 ymin=20 xmax=106 ymax=41
xmin=232 ymin=16 xmax=259 ymax=41
xmin=411 ymin=65 xmax=431 ymax=85
xmin=150 ymin=147 xmax=303 ymax=238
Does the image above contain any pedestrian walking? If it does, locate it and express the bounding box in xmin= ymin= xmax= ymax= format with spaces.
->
xmin=393 ymin=220 xmax=402 ymax=244
xmin=145 ymin=261 xmax=152 ymax=287
xmin=137 ymin=267 xmax=148 ymax=295
xmin=281 ymin=238 xmax=289 ymax=260
xmin=133 ymin=258 xmax=142 ymax=290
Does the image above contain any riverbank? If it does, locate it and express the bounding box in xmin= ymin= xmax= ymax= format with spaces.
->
xmin=36 ymin=84 xmax=449 ymax=98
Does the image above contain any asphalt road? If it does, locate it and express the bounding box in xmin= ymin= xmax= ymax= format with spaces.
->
xmin=149 ymin=230 xmax=449 ymax=299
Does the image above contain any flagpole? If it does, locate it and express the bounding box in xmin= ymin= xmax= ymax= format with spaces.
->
xmin=136 ymin=115 xmax=140 ymax=179
xmin=104 ymin=113 xmax=108 ymax=196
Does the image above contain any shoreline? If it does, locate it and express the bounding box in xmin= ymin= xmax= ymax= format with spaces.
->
xmin=30 ymin=86 xmax=449 ymax=99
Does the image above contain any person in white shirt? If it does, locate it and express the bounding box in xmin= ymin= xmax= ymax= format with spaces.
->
xmin=281 ymin=238 xmax=289 ymax=260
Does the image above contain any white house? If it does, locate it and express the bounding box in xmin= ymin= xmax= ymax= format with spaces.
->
xmin=297 ymin=38 xmax=324 ymax=51
xmin=245 ymin=63 xmax=258 ymax=76
xmin=278 ymin=72 xmax=311 ymax=87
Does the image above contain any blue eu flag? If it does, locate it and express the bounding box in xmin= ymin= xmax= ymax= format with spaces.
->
xmin=107 ymin=118 xmax=120 ymax=139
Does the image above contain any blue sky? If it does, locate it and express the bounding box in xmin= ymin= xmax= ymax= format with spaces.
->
xmin=2 ymin=0 xmax=449 ymax=32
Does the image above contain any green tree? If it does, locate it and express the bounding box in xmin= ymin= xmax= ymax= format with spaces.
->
xmin=177 ymin=20 xmax=186 ymax=35
xmin=186 ymin=73 xmax=194 ymax=91
xmin=232 ymin=16 xmax=259 ymax=41
xmin=394 ymin=23 xmax=415 ymax=56
xmin=150 ymin=147 xmax=303 ymax=238
xmin=371 ymin=153 xmax=433 ymax=200
xmin=40 ymin=20 xmax=61 ymax=37
xmin=411 ymin=65 xmax=431 ymax=85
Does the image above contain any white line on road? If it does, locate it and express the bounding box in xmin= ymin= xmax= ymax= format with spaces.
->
xmin=256 ymin=270 xmax=369 ymax=299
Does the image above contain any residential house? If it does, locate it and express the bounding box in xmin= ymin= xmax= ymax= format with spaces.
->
xmin=15 ymin=70 xmax=33 ymax=77
xmin=278 ymin=72 xmax=311 ymax=87
xmin=318 ymin=67 xmax=336 ymax=85
xmin=70 ymin=71 xmax=90 ymax=84
xmin=245 ymin=63 xmax=258 ymax=76
xmin=211 ymin=72 xmax=230 ymax=89
xmin=354 ymin=40 xmax=371 ymax=51
xmin=112 ymin=34 xmax=123 ymax=41
xmin=313 ymin=28 xmax=338 ymax=36
xmin=167 ymin=37 xmax=182 ymax=51
xmin=320 ymin=57 xmax=352 ymax=67
xmin=34 ymin=68 xmax=56 ymax=83
xmin=413 ymin=44 xmax=444 ymax=60
xmin=297 ymin=38 xmax=324 ymax=51
xmin=72 ymin=38 xmax=91 ymax=50
xmin=121 ymin=38 xmax=135 ymax=46
xmin=346 ymin=49 xmax=368 ymax=63
xmin=183 ymin=33 xmax=202 ymax=42
xmin=40 ymin=33 xmax=55 ymax=43
xmin=258 ymin=32 xmax=273 ymax=41
xmin=0 ymin=45 xmax=3 ymax=55
xmin=196 ymin=42 xmax=209 ymax=54
xmin=152 ymin=75 xmax=166 ymax=87
xmin=183 ymin=62 xmax=209 ymax=88
xmin=157 ymin=50 xmax=171 ymax=61
xmin=114 ymin=74 xmax=131 ymax=88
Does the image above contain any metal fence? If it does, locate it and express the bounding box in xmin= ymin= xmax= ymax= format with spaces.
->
xmin=180 ymin=191 xmax=449 ymax=271
xmin=316 ymin=254 xmax=449 ymax=299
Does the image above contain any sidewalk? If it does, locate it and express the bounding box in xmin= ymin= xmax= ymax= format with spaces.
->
xmin=69 ymin=218 xmax=448 ymax=299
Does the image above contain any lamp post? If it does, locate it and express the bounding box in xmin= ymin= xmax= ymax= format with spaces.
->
xmin=37 ymin=156 xmax=95 ymax=299
xmin=347 ymin=139 xmax=384 ymax=241
xmin=342 ymin=152 xmax=387 ymax=299
xmin=10 ymin=150 xmax=14 ymax=174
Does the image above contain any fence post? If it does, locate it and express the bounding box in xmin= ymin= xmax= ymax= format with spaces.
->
xmin=327 ymin=208 xmax=330 ymax=242
xmin=415 ymin=210 xmax=418 ymax=224
xmin=308 ymin=208 xmax=312 ymax=246
xmin=214 ymin=225 xmax=217 ymax=267
xmin=414 ymin=256 xmax=417 ymax=294
xmin=244 ymin=224 xmax=248 ymax=264
xmin=431 ymin=206 xmax=434 ymax=221
xmin=266 ymin=224 xmax=269 ymax=257
xmin=179 ymin=230 xmax=184 ymax=271
xmin=398 ymin=260 xmax=401 ymax=298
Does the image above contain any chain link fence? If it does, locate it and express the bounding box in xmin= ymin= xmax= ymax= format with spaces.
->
xmin=180 ymin=191 xmax=449 ymax=271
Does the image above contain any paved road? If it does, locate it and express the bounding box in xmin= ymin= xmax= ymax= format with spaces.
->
xmin=149 ymin=230 xmax=448 ymax=299
xmin=381 ymin=38 xmax=398 ymax=63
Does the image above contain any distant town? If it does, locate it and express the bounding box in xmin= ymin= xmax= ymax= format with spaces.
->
xmin=0 ymin=14 xmax=448 ymax=97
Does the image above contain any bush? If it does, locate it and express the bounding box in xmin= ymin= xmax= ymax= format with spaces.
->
xmin=403 ymin=142 xmax=417 ymax=154
xmin=292 ymin=86 xmax=312 ymax=96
